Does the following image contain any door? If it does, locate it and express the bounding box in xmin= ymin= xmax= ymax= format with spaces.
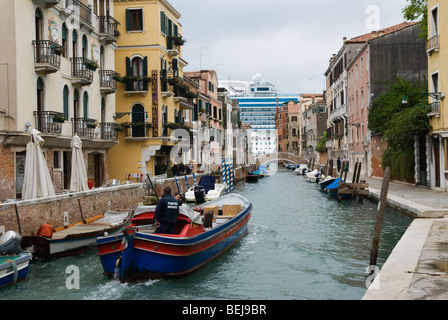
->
xmin=434 ymin=138 xmax=441 ymax=188
xmin=88 ymin=153 xmax=103 ymax=188
xmin=15 ymin=152 xmax=26 ymax=199
xmin=63 ymin=151 xmax=72 ymax=190
xmin=132 ymin=104 xmax=145 ymax=138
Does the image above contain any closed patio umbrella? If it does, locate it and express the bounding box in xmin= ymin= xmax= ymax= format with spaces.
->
xmin=22 ymin=129 xmax=56 ymax=200
xmin=70 ymin=133 xmax=89 ymax=192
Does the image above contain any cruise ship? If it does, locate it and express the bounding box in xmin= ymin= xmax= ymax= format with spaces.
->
xmin=220 ymin=74 xmax=300 ymax=157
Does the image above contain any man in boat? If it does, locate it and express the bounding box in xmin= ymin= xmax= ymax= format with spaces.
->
xmin=154 ymin=186 xmax=180 ymax=234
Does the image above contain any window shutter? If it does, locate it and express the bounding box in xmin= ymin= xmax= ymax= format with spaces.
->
xmin=125 ymin=9 xmax=131 ymax=31
xmin=143 ymin=57 xmax=148 ymax=77
xmin=126 ymin=57 xmax=132 ymax=91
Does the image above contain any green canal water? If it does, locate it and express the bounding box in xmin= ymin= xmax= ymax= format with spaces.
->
xmin=2 ymin=168 xmax=412 ymax=300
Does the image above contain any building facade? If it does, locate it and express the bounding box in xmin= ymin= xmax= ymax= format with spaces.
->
xmin=0 ymin=0 xmax=119 ymax=199
xmin=109 ymin=0 xmax=194 ymax=181
xmin=427 ymin=0 xmax=448 ymax=190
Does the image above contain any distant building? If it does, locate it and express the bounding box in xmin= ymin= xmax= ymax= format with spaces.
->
xmin=219 ymin=73 xmax=300 ymax=157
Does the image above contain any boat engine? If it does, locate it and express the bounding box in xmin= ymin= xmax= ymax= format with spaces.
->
xmin=0 ymin=231 xmax=23 ymax=255
xmin=194 ymin=185 xmax=206 ymax=204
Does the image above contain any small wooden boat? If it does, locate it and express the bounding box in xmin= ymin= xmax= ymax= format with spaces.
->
xmin=96 ymin=194 xmax=252 ymax=282
xmin=325 ymin=178 xmax=352 ymax=199
xmin=21 ymin=210 xmax=133 ymax=260
xmin=318 ymin=176 xmax=335 ymax=190
xmin=245 ymin=170 xmax=259 ymax=182
xmin=0 ymin=231 xmax=32 ymax=288
xmin=185 ymin=176 xmax=226 ymax=203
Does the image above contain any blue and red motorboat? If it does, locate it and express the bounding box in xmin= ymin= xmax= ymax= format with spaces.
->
xmin=96 ymin=194 xmax=252 ymax=282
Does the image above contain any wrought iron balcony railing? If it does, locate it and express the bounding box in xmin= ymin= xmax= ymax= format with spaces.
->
xmin=98 ymin=15 xmax=120 ymax=41
xmin=71 ymin=57 xmax=94 ymax=85
xmin=72 ymin=117 xmax=97 ymax=138
xmin=32 ymin=40 xmax=64 ymax=73
xmin=100 ymin=70 xmax=117 ymax=94
xmin=65 ymin=0 xmax=92 ymax=25
xmin=33 ymin=111 xmax=65 ymax=134
xmin=100 ymin=122 xmax=118 ymax=140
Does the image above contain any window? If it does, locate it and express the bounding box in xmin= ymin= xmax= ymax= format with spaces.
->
xmin=62 ymin=24 xmax=68 ymax=57
xmin=54 ymin=151 xmax=61 ymax=169
xmin=126 ymin=8 xmax=143 ymax=32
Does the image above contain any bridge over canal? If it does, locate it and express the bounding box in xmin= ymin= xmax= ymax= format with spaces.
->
xmin=256 ymin=152 xmax=307 ymax=166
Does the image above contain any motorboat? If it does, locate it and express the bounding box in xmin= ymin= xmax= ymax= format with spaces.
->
xmin=21 ymin=210 xmax=133 ymax=260
xmin=185 ymin=176 xmax=227 ymax=203
xmin=0 ymin=231 xmax=32 ymax=288
xmin=294 ymin=164 xmax=309 ymax=175
xmin=318 ymin=176 xmax=336 ymax=190
xmin=96 ymin=194 xmax=252 ymax=282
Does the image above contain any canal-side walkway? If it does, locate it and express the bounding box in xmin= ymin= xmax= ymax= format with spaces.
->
xmin=360 ymin=176 xmax=448 ymax=300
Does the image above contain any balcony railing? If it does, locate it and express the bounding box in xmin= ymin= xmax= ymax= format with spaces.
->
xmin=33 ymin=111 xmax=65 ymax=134
xmin=71 ymin=57 xmax=94 ymax=85
xmin=427 ymin=35 xmax=439 ymax=54
xmin=72 ymin=117 xmax=97 ymax=138
xmin=100 ymin=70 xmax=117 ymax=94
xmin=100 ymin=122 xmax=118 ymax=140
xmin=428 ymin=101 xmax=440 ymax=117
xmin=99 ymin=15 xmax=120 ymax=43
xmin=33 ymin=40 xmax=63 ymax=73
xmin=66 ymin=0 xmax=92 ymax=25
xmin=125 ymin=79 xmax=148 ymax=94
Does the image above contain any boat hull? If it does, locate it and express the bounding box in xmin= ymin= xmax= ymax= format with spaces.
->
xmin=0 ymin=252 xmax=32 ymax=288
xmin=97 ymin=196 xmax=252 ymax=281
xmin=22 ymin=211 xmax=132 ymax=259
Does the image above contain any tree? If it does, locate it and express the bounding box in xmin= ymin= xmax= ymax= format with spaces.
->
xmin=368 ymin=77 xmax=431 ymax=182
xmin=403 ymin=0 xmax=428 ymax=39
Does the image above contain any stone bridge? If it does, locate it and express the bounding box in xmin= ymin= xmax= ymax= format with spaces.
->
xmin=256 ymin=152 xmax=307 ymax=166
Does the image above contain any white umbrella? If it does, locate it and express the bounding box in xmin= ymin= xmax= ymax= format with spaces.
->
xmin=22 ymin=129 xmax=56 ymax=200
xmin=70 ymin=133 xmax=89 ymax=192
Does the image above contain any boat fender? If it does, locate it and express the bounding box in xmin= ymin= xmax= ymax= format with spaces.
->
xmin=37 ymin=224 xmax=54 ymax=239
xmin=115 ymin=256 xmax=122 ymax=269
xmin=6 ymin=259 xmax=18 ymax=284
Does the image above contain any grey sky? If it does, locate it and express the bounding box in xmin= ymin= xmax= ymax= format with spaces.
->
xmin=169 ymin=0 xmax=411 ymax=94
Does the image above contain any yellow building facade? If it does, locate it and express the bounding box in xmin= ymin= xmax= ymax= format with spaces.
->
xmin=110 ymin=0 xmax=193 ymax=181
xmin=427 ymin=0 xmax=448 ymax=190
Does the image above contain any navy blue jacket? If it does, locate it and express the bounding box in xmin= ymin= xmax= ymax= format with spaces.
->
xmin=154 ymin=195 xmax=179 ymax=224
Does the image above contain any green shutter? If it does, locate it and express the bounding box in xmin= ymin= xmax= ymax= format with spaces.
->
xmin=143 ymin=57 xmax=148 ymax=77
xmin=125 ymin=57 xmax=132 ymax=91
xmin=125 ymin=9 xmax=131 ymax=31
xmin=160 ymin=11 xmax=165 ymax=33
xmin=63 ymin=86 xmax=69 ymax=118
xmin=83 ymin=92 xmax=88 ymax=119
xmin=62 ymin=24 xmax=67 ymax=40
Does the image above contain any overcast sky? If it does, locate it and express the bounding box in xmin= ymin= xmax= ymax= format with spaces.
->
xmin=168 ymin=0 xmax=411 ymax=94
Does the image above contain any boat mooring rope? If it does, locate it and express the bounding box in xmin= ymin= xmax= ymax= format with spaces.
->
xmin=6 ymin=259 xmax=18 ymax=284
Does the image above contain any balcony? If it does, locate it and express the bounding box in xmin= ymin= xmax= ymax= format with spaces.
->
xmin=65 ymin=0 xmax=92 ymax=26
xmin=99 ymin=16 xmax=120 ymax=44
xmin=72 ymin=117 xmax=97 ymax=139
xmin=33 ymin=40 xmax=63 ymax=74
xmin=100 ymin=70 xmax=117 ymax=94
xmin=124 ymin=79 xmax=148 ymax=96
xmin=34 ymin=111 xmax=65 ymax=134
xmin=427 ymin=35 xmax=439 ymax=54
xmin=33 ymin=0 xmax=60 ymax=8
xmin=428 ymin=101 xmax=440 ymax=118
xmin=71 ymin=57 xmax=94 ymax=86
xmin=99 ymin=122 xmax=118 ymax=140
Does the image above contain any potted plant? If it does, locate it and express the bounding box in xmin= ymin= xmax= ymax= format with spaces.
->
xmin=52 ymin=114 xmax=67 ymax=123
xmin=85 ymin=60 xmax=99 ymax=71
xmin=87 ymin=121 xmax=99 ymax=129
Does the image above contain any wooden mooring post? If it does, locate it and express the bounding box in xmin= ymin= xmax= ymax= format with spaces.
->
xmin=369 ymin=167 xmax=391 ymax=270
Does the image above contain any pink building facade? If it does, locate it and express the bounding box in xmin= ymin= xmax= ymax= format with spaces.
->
xmin=347 ymin=44 xmax=371 ymax=176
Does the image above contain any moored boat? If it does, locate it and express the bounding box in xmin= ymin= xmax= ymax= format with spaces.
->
xmin=185 ymin=176 xmax=226 ymax=203
xmin=96 ymin=194 xmax=252 ymax=282
xmin=0 ymin=231 xmax=32 ymax=288
xmin=21 ymin=210 xmax=133 ymax=260
xmin=318 ymin=176 xmax=335 ymax=190
xmin=325 ymin=178 xmax=352 ymax=199
xmin=245 ymin=170 xmax=259 ymax=182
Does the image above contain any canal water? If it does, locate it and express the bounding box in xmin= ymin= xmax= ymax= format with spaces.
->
xmin=2 ymin=168 xmax=412 ymax=300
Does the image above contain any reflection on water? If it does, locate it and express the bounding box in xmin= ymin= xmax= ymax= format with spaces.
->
xmin=2 ymin=169 xmax=412 ymax=300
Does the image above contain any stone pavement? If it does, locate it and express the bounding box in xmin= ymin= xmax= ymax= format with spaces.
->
xmin=360 ymin=176 xmax=448 ymax=300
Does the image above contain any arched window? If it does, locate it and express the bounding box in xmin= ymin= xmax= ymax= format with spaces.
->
xmin=62 ymin=23 xmax=68 ymax=57
xmin=125 ymin=56 xmax=147 ymax=91
xmin=83 ymin=91 xmax=89 ymax=119
xmin=37 ymin=77 xmax=44 ymax=131
xmin=131 ymin=104 xmax=145 ymax=138
xmin=82 ymin=35 xmax=88 ymax=59
xmin=63 ymin=85 xmax=69 ymax=119
xmin=72 ymin=30 xmax=78 ymax=58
